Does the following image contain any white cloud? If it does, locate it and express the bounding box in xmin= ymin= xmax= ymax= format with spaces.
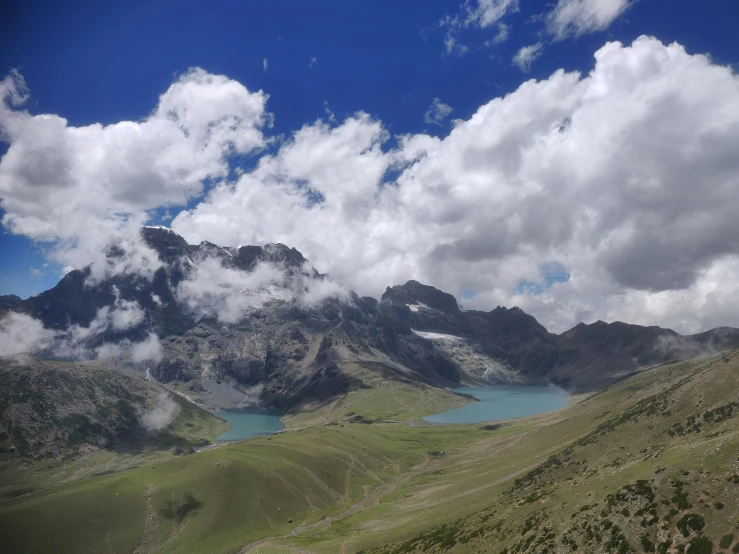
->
xmin=107 ymin=292 xmax=145 ymax=331
xmin=484 ymin=23 xmax=510 ymax=46
xmin=176 ymin=258 xmax=292 ymax=323
xmin=547 ymin=0 xmax=632 ymax=40
xmin=442 ymin=0 xmax=630 ymax=58
xmin=263 ymin=58 xmax=268 ymax=72
xmin=309 ymin=57 xmax=317 ymax=68
xmin=131 ymin=332 xmax=164 ymax=364
xmin=424 ymin=98 xmax=454 ymax=126
xmin=441 ymin=0 xmax=517 ymax=53
xmin=0 ymin=68 xmax=270 ymax=276
xmin=0 ymin=312 xmax=54 ymax=357
xmin=512 ymin=42 xmax=544 ymax=72
xmin=170 ymin=37 xmax=739 ymax=334
xmin=174 ymin=256 xmax=348 ymax=324
xmin=141 ymin=392 xmax=180 ymax=431
xmin=0 ymin=294 xmax=161 ymax=361
xmin=443 ymin=33 xmax=469 ymax=55
xmin=3 ymin=38 xmax=739 ymax=337
xmin=465 ymin=0 xmax=519 ymax=28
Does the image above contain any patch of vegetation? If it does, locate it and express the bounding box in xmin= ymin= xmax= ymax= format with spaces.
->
xmin=686 ymin=536 xmax=713 ymax=554
xmin=641 ymin=533 xmax=656 ymax=552
xmin=671 ymin=479 xmax=692 ymax=511
xmin=677 ymin=513 xmax=706 ymax=538
xmin=160 ymin=493 xmax=203 ymax=523
xmin=668 ymin=401 xmax=738 ymax=437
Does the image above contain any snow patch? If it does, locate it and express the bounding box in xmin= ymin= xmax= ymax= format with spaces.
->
xmin=143 ymin=225 xmax=173 ymax=232
xmin=407 ymin=302 xmax=429 ymax=312
xmin=412 ymin=329 xmax=464 ymax=342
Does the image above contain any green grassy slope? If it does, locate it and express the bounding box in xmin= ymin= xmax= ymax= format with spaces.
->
xmin=0 ymin=420 xmax=480 ymax=553
xmin=284 ymin=361 xmax=471 ymax=428
xmin=2 ymin=352 xmax=738 ymax=553
xmin=0 ymin=357 xmax=228 ymax=500
xmin=342 ymin=350 xmax=739 ymax=554
xmin=0 ymin=357 xmax=227 ymax=463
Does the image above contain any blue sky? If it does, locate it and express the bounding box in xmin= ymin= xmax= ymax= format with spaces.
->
xmin=1 ymin=0 xmax=739 ymax=334
xmin=2 ymin=1 xmax=737 ymax=142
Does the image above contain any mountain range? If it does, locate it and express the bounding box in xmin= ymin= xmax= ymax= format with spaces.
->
xmin=2 ymin=226 xmax=738 ymax=412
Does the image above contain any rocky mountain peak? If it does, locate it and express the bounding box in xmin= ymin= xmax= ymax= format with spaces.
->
xmin=3 ymin=229 xmax=739 ymax=403
xmin=488 ymin=305 xmax=548 ymax=334
xmin=140 ymin=226 xmax=190 ymax=263
xmin=381 ymin=280 xmax=460 ymax=314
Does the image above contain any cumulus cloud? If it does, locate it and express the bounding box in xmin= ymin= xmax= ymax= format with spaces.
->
xmin=141 ymin=392 xmax=180 ymax=431
xmin=0 ymin=68 xmax=270 ymax=275
xmin=547 ymin=0 xmax=632 ymax=40
xmin=424 ymin=98 xmax=454 ymax=126
xmin=170 ymin=37 xmax=739 ymax=334
xmin=512 ymin=42 xmax=544 ymax=72
xmin=3 ymin=37 xmax=739 ymax=336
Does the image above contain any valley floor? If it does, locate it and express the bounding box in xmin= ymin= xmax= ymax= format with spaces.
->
xmin=1 ymin=354 xmax=739 ymax=554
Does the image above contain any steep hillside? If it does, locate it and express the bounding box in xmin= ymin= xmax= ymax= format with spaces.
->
xmin=0 ymin=357 xmax=227 ymax=461
xmin=2 ymin=226 xmax=739 ymax=413
xmin=381 ymin=281 xmax=739 ymax=391
xmin=1 ymin=350 xmax=737 ymax=553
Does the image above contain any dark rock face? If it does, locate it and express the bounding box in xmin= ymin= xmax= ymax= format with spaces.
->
xmin=4 ymin=226 xmax=739 ymax=411
xmin=141 ymin=226 xmax=189 ymax=263
xmin=0 ymin=294 xmax=24 ymax=311
xmin=382 ymin=280 xmax=460 ymax=314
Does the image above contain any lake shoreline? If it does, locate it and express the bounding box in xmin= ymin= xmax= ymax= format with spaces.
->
xmin=215 ymin=407 xmax=285 ymax=442
xmin=423 ymin=384 xmax=570 ymax=425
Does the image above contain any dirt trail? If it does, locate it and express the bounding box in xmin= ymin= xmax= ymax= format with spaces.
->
xmin=133 ymin=485 xmax=158 ymax=554
xmin=239 ymin=424 xmax=577 ymax=553
xmin=239 ymin=456 xmax=435 ymax=553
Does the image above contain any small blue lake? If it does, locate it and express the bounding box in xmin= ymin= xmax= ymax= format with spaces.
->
xmin=215 ymin=408 xmax=285 ymax=442
xmin=423 ymin=385 xmax=569 ymax=424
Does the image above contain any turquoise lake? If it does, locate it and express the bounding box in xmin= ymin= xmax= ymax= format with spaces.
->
xmin=215 ymin=408 xmax=285 ymax=442
xmin=423 ymin=385 xmax=569 ymax=424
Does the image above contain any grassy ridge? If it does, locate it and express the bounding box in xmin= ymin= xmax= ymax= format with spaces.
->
xmin=335 ymin=350 xmax=739 ymax=554
xmin=0 ymin=420 xmax=480 ymax=553
xmin=2 ymin=353 xmax=738 ymax=553
xmin=0 ymin=357 xmax=228 ymax=464
xmin=285 ymin=362 xmax=471 ymax=427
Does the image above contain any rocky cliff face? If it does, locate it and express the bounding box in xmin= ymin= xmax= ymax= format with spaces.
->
xmin=3 ymin=226 xmax=739 ymax=412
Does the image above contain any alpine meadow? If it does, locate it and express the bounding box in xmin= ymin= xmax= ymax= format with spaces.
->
xmin=2 ymin=1 xmax=739 ymax=553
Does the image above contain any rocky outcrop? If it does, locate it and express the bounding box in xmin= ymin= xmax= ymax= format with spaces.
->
xmin=4 ymin=226 xmax=739 ymax=411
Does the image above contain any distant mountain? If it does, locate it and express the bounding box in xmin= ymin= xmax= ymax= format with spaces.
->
xmin=2 ymin=227 xmax=738 ymax=413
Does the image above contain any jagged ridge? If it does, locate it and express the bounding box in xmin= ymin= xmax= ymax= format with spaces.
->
xmin=1 ymin=226 xmax=738 ymax=413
